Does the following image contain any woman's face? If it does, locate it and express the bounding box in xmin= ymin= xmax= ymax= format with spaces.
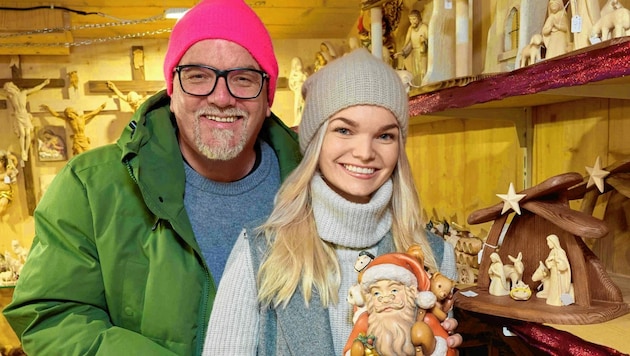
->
xmin=318 ymin=105 xmax=400 ymax=204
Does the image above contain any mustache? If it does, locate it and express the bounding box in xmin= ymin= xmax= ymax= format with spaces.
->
xmin=196 ymin=105 xmax=248 ymax=118
xmin=374 ymin=299 xmax=404 ymax=312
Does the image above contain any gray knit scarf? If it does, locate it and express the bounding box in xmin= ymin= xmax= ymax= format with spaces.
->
xmin=311 ymin=173 xmax=393 ymax=249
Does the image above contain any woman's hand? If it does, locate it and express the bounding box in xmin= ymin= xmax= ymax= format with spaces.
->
xmin=442 ymin=317 xmax=463 ymax=348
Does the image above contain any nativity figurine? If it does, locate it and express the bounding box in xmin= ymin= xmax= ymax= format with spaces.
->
xmin=542 ymin=234 xmax=575 ymax=306
xmin=488 ymin=252 xmax=510 ymax=296
xmin=542 ymin=0 xmax=571 ymax=59
xmin=590 ymin=0 xmax=630 ymax=41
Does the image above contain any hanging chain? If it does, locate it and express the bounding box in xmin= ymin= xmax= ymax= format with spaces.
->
xmin=0 ymin=15 xmax=171 ymax=47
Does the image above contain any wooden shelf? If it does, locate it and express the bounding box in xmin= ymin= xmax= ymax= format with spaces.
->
xmin=408 ymin=36 xmax=630 ymax=123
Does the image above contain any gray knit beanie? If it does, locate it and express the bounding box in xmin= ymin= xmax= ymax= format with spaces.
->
xmin=298 ymin=48 xmax=409 ymax=154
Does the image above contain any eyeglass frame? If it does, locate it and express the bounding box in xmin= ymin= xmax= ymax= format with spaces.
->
xmin=174 ymin=64 xmax=269 ymax=100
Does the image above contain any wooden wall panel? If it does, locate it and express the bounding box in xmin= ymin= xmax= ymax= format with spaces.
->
xmin=407 ymin=117 xmax=521 ymax=237
xmin=609 ymin=99 xmax=630 ymax=160
xmin=532 ymin=98 xmax=609 ymax=183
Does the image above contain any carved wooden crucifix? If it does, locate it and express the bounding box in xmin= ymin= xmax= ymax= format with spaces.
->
xmin=86 ymin=46 xmax=165 ymax=99
xmin=0 ymin=56 xmax=65 ymax=214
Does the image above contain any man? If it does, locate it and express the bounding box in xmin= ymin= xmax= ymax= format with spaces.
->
xmin=3 ymin=0 xmax=301 ymax=354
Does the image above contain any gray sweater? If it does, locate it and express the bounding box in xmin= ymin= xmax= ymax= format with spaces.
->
xmin=203 ymin=174 xmax=457 ymax=355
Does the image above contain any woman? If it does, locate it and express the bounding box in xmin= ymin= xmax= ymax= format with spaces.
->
xmin=203 ymin=48 xmax=459 ymax=355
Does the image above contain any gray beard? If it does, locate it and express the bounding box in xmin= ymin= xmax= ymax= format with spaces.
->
xmin=195 ymin=123 xmax=247 ymax=161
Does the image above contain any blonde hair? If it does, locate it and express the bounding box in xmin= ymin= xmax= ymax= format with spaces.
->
xmin=257 ymin=119 xmax=437 ymax=309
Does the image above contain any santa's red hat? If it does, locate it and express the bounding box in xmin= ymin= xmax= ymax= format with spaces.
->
xmin=359 ymin=252 xmax=431 ymax=292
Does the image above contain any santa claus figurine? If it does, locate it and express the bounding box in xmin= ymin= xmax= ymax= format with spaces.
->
xmin=343 ymin=246 xmax=455 ymax=356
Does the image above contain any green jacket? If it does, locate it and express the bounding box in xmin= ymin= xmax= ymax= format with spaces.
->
xmin=3 ymin=91 xmax=301 ymax=355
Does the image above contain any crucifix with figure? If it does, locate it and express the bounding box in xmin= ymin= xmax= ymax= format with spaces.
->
xmin=87 ymin=46 xmax=165 ymax=112
xmin=0 ymin=56 xmax=65 ymax=213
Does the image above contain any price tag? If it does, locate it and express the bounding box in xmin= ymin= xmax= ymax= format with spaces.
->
xmin=590 ymin=36 xmax=601 ymax=45
xmin=571 ymin=15 xmax=582 ymax=33
xmin=4 ymin=175 xmax=10 ymax=184
xmin=445 ymin=0 xmax=452 ymax=9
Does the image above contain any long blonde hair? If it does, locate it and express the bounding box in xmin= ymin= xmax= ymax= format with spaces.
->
xmin=257 ymin=120 xmax=437 ymax=308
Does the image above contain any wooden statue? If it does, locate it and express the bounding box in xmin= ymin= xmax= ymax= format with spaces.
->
xmin=0 ymin=150 xmax=19 ymax=215
xmin=543 ymin=234 xmax=575 ymax=306
xmin=488 ymin=252 xmax=510 ymax=296
xmin=68 ymin=71 xmax=79 ymax=90
xmin=531 ymin=260 xmax=551 ymax=298
xmin=0 ymin=79 xmax=51 ymax=161
xmin=41 ymin=103 xmax=107 ymax=155
xmin=287 ymin=57 xmax=308 ymax=125
xmin=570 ymin=0 xmax=601 ymax=50
xmin=519 ymin=34 xmax=544 ymax=67
xmin=542 ymin=0 xmax=571 ymax=59
xmin=509 ymin=281 xmax=532 ymax=301
xmin=106 ymin=81 xmax=149 ymax=112
xmin=503 ymin=252 xmax=524 ymax=289
xmin=590 ymin=0 xmax=630 ymax=41
xmin=394 ymin=9 xmax=428 ymax=87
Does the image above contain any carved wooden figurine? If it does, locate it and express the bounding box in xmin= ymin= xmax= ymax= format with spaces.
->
xmin=542 ymin=0 xmax=571 ymax=59
xmin=519 ymin=34 xmax=543 ymax=67
xmin=543 ymin=234 xmax=575 ymax=306
xmin=41 ymin=103 xmax=107 ymax=155
xmin=107 ymin=81 xmax=149 ymax=112
xmin=503 ymin=251 xmax=524 ymax=289
xmin=0 ymin=150 xmax=19 ymax=215
xmin=394 ymin=9 xmax=428 ymax=86
xmin=288 ymin=57 xmax=308 ymax=124
xmin=344 ymin=246 xmax=455 ymax=356
xmin=488 ymin=252 xmax=510 ymax=296
xmin=590 ymin=0 xmax=630 ymax=41
xmin=0 ymin=79 xmax=51 ymax=161
xmin=531 ymin=260 xmax=551 ymax=298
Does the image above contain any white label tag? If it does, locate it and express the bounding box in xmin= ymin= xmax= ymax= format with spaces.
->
xmin=590 ymin=36 xmax=601 ymax=45
xmin=571 ymin=15 xmax=582 ymax=33
xmin=445 ymin=0 xmax=452 ymax=9
xmin=4 ymin=175 xmax=10 ymax=184
xmin=503 ymin=327 xmax=516 ymax=337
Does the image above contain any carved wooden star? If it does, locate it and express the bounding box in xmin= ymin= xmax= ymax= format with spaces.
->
xmin=585 ymin=156 xmax=609 ymax=193
xmin=496 ymin=183 xmax=527 ymax=215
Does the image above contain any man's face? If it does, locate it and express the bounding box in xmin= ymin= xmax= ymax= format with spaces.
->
xmin=409 ymin=14 xmax=420 ymax=28
xmin=170 ymin=39 xmax=271 ymax=165
xmin=369 ymin=280 xmax=407 ymax=313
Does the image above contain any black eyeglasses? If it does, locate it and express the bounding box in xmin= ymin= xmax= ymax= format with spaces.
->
xmin=174 ymin=64 xmax=268 ymax=99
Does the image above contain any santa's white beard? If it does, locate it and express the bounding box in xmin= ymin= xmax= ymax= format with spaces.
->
xmin=366 ymin=294 xmax=417 ymax=356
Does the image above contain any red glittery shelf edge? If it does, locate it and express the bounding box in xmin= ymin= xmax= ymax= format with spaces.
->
xmin=408 ymin=36 xmax=630 ymax=117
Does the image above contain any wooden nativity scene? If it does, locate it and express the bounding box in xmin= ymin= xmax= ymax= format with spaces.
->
xmin=454 ymin=160 xmax=630 ymax=325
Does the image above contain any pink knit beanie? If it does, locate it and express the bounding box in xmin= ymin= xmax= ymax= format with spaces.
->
xmin=163 ymin=0 xmax=279 ymax=105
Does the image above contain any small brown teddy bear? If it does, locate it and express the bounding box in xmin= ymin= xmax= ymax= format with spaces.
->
xmin=428 ymin=272 xmax=455 ymax=322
